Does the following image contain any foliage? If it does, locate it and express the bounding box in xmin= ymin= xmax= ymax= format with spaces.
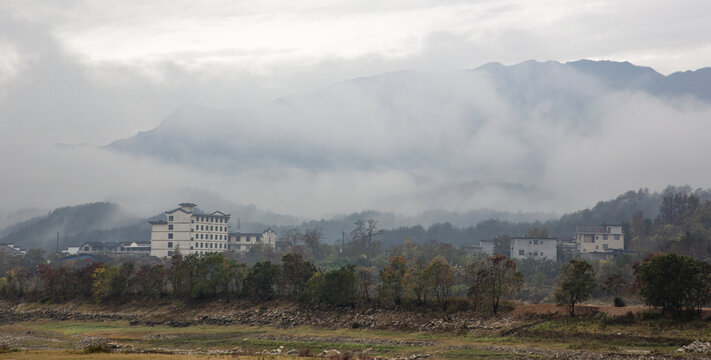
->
xmin=555 ymin=259 xmax=596 ymax=316
xmin=426 ymin=256 xmax=455 ymax=303
xmin=379 ymin=256 xmax=408 ymax=305
xmin=308 ymin=265 xmax=358 ymax=306
xmin=243 ymin=261 xmax=281 ymax=300
xmin=635 ymin=253 xmax=711 ymax=316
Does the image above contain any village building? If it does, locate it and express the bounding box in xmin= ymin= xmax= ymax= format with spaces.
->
xmin=0 ymin=243 xmax=25 ymax=256
xmin=574 ymin=224 xmax=624 ymax=254
xmin=227 ymin=229 xmax=277 ymax=253
xmin=510 ymin=237 xmax=558 ymax=261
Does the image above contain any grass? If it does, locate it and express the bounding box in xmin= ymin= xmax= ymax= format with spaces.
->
xmin=1 ymin=314 xmax=710 ymax=359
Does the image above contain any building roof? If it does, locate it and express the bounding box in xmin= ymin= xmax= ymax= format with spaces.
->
xmin=180 ymin=202 xmax=197 ymax=207
xmin=209 ymin=211 xmax=231 ymax=217
xmin=510 ymin=237 xmax=558 ymax=240
xmin=165 ymin=207 xmax=193 ymax=215
xmin=576 ymin=225 xmax=623 ymax=233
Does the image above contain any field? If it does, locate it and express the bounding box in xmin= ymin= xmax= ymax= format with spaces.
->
xmin=2 ymin=303 xmax=711 ymax=359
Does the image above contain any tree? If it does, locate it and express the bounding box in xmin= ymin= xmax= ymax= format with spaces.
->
xmin=635 ymin=253 xmax=711 ymax=316
xmin=351 ymin=219 xmax=381 ymax=259
xmin=526 ymin=227 xmax=549 ymax=238
xmin=426 ymin=256 xmax=455 ymax=304
xmin=243 ymin=261 xmax=281 ymax=300
xmin=379 ymin=256 xmax=408 ymax=305
xmin=464 ymin=261 xmax=487 ymax=311
xmin=281 ymin=228 xmax=303 ymax=249
xmin=308 ymin=265 xmax=358 ymax=306
xmin=303 ymin=228 xmax=323 ymax=259
xmin=407 ymin=263 xmax=431 ymax=304
xmin=602 ymin=273 xmax=629 ymax=299
xmin=357 ymin=266 xmax=375 ymax=301
xmin=483 ymin=254 xmax=522 ymax=314
xmin=555 ymin=259 xmax=596 ymax=316
xmin=281 ymin=253 xmax=316 ymax=297
xmin=492 ymin=235 xmax=510 ymax=257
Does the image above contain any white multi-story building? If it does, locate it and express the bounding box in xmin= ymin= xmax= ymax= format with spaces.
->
xmin=510 ymin=237 xmax=558 ymax=261
xmin=574 ymin=224 xmax=624 ymax=254
xmin=227 ymin=229 xmax=277 ymax=253
xmin=150 ymin=203 xmax=231 ymax=257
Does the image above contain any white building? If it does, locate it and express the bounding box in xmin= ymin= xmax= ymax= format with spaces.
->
xmin=149 ymin=203 xmax=231 ymax=257
xmin=574 ymin=224 xmax=624 ymax=254
xmin=480 ymin=240 xmax=495 ymax=255
xmin=510 ymin=237 xmax=558 ymax=261
xmin=227 ymin=229 xmax=277 ymax=253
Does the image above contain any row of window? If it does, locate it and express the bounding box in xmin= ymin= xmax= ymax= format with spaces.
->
xmin=518 ymin=249 xmax=547 ymax=257
xmin=167 ymin=242 xmax=227 ymax=250
xmin=192 ymin=216 xmax=226 ymax=223
xmin=192 ymin=234 xmax=226 ymax=240
xmin=167 ymin=224 xmax=227 ymax=232
xmin=166 ymin=215 xmax=228 ymax=224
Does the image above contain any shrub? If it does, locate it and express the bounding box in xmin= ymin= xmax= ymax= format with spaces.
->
xmin=614 ymin=296 xmax=626 ymax=307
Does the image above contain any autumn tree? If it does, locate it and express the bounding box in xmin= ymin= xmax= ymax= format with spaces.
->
xmin=426 ymin=256 xmax=455 ymax=304
xmin=555 ymin=259 xmax=596 ymax=316
xmin=464 ymin=261 xmax=487 ymax=310
xmin=379 ymin=256 xmax=408 ymax=305
xmin=407 ymin=263 xmax=431 ymax=304
xmin=483 ymin=254 xmax=523 ymax=314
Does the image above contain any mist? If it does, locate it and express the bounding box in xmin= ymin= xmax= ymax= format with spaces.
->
xmin=2 ymin=1 xmax=711 ymax=226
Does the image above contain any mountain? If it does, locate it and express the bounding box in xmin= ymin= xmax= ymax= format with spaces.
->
xmin=0 ymin=202 xmax=141 ymax=251
xmin=107 ymin=59 xmax=711 ymax=174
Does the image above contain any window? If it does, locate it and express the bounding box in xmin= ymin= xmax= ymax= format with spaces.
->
xmin=210 ymin=234 xmax=213 ymax=240
xmin=518 ymin=249 xmax=524 ymax=256
xmin=190 ymin=237 xmax=193 ymax=241
xmin=190 ymin=246 xmax=193 ymax=250
xmin=210 ymin=243 xmax=213 ymax=248
xmin=169 ymin=215 xmax=174 ymax=221
xmin=533 ymin=239 xmax=538 ymax=245
xmin=84 ymin=246 xmax=89 ymax=251
xmin=603 ymin=235 xmax=608 ymax=240
xmin=191 ymin=220 xmax=194 ymax=223
xmin=614 ymin=235 xmax=620 ymax=240
xmin=168 ymin=242 xmax=173 ymax=248
xmin=168 ymin=251 xmax=172 ymax=256
xmin=168 ymin=224 xmax=173 ymax=230
xmin=603 ymin=244 xmax=609 ymax=250
xmin=168 ymin=233 xmax=173 ymax=239
xmin=534 ymin=251 xmax=538 ymax=256
xmin=210 ymin=226 xmax=214 ymax=231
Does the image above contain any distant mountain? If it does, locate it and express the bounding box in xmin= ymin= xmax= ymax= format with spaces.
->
xmin=107 ymin=59 xmax=711 ymax=174
xmin=0 ymin=202 xmax=141 ymax=251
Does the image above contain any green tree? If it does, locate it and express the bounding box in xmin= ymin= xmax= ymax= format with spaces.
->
xmin=555 ymin=259 xmax=596 ymax=316
xmin=635 ymin=253 xmax=711 ymax=316
xmin=307 ymin=265 xmax=358 ymax=306
xmin=281 ymin=253 xmax=316 ymax=297
xmin=243 ymin=261 xmax=281 ymax=300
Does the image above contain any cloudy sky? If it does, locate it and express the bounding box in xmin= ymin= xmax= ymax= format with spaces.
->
xmin=1 ymin=0 xmax=710 ymax=221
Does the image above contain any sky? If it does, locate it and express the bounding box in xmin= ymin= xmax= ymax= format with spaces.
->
xmin=1 ymin=0 xmax=710 ymax=223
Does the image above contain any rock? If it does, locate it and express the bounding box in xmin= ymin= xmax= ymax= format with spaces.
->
xmin=320 ymin=349 xmax=342 ymax=357
xmin=286 ymin=348 xmax=299 ymax=355
xmin=677 ymin=340 xmax=711 ymax=353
